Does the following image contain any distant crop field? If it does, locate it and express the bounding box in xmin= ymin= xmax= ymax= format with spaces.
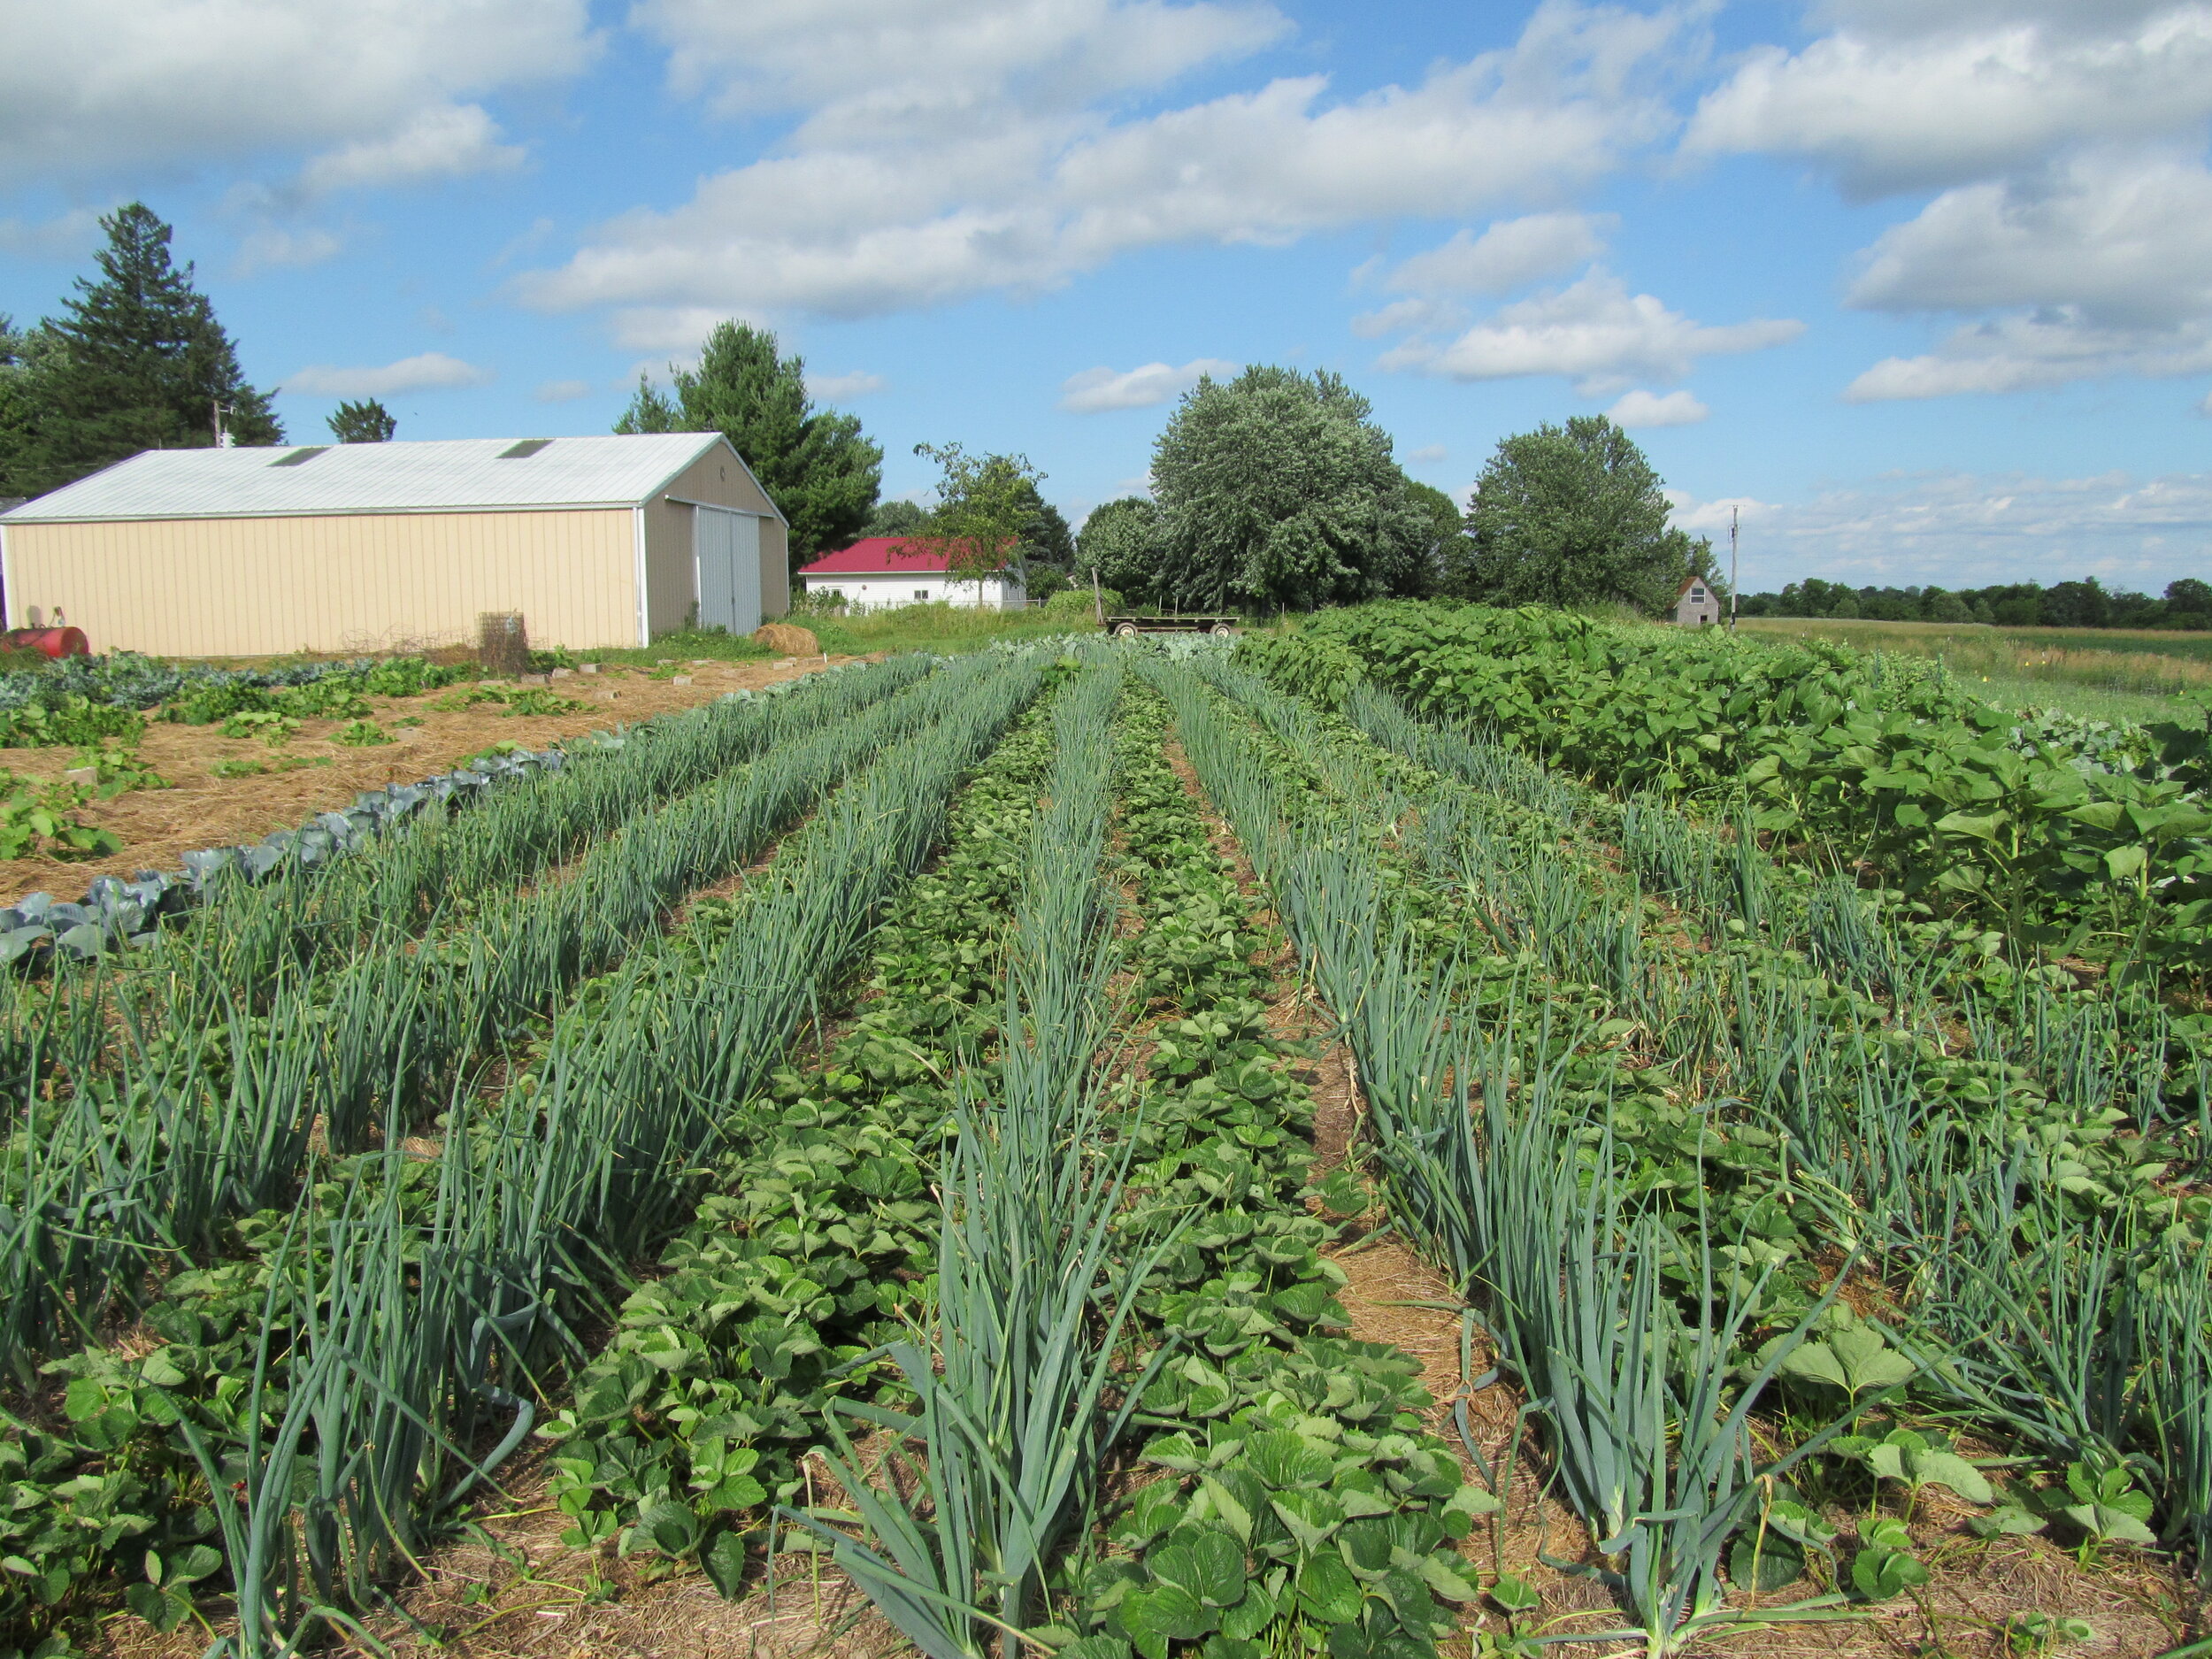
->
xmin=1742 ymin=614 xmax=2212 ymax=707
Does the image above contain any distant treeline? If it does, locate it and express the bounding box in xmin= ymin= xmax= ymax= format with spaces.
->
xmin=1736 ymin=576 xmax=2212 ymax=631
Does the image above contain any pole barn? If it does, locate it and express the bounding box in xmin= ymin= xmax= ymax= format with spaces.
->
xmin=0 ymin=433 xmax=788 ymax=657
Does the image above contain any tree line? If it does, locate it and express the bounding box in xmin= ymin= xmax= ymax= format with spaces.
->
xmin=1738 ymin=576 xmax=2212 ymax=632
xmin=1076 ymin=378 xmax=1717 ymax=616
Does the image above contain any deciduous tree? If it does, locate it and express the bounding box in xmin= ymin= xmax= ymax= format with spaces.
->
xmin=1077 ymin=496 xmax=1163 ymax=603
xmin=1463 ymin=416 xmax=1708 ymax=615
xmin=1404 ymin=479 xmax=1463 ymax=597
xmin=909 ymin=443 xmax=1042 ymax=589
xmin=1147 ymin=366 xmax=1429 ymax=611
xmin=864 ymin=498 xmax=928 ymax=537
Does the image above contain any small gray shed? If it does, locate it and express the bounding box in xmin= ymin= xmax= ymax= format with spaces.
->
xmin=1670 ymin=576 xmax=1722 ymax=626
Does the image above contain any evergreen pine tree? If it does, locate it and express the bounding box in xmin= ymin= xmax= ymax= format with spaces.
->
xmin=613 ymin=373 xmax=681 ymax=434
xmin=327 ymin=398 xmax=396 ymax=442
xmin=0 ymin=314 xmax=57 ymax=499
xmin=615 ymin=322 xmax=882 ymax=575
xmin=27 ymin=204 xmax=282 ymax=492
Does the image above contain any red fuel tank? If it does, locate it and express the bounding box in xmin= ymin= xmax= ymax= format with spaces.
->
xmin=3 ymin=627 xmax=91 ymax=659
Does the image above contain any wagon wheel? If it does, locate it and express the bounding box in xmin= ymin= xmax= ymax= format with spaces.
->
xmin=1210 ymin=622 xmax=1234 ymax=637
xmin=1115 ymin=622 xmax=1140 ymax=637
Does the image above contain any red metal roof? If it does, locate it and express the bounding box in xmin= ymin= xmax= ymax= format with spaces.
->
xmin=798 ymin=536 xmax=1012 ymax=576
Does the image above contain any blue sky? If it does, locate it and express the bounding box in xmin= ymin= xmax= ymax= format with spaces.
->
xmin=3 ymin=0 xmax=2209 ymax=593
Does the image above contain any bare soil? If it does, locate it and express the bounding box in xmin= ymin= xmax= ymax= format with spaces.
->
xmin=1 ymin=656 xmax=864 ymax=906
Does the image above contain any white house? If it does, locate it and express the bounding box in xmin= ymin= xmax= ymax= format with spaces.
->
xmin=796 ymin=537 xmax=1026 ymax=612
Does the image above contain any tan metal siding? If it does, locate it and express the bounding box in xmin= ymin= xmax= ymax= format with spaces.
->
xmin=641 ymin=445 xmax=791 ymax=634
xmin=4 ymin=509 xmax=638 ymax=657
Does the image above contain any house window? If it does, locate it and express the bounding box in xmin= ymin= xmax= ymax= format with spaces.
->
xmin=916 ymin=588 xmax=930 ymax=600
xmin=1691 ymin=587 xmax=1707 ymax=601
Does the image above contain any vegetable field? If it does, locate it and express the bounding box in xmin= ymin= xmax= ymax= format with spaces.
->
xmin=3 ymin=613 xmax=2208 ymax=1659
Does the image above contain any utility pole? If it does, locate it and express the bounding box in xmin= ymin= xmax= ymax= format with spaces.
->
xmin=1728 ymin=504 xmax=1740 ymax=632
xmin=212 ymin=399 xmax=235 ymax=449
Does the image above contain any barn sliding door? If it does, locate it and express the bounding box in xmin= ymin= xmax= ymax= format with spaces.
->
xmin=693 ymin=506 xmax=764 ymax=634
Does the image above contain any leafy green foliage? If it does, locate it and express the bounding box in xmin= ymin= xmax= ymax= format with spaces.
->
xmin=1243 ymin=603 xmax=2212 ymax=975
xmin=0 ymin=202 xmax=282 ymax=495
xmin=326 ymin=397 xmax=395 ymax=443
xmin=1079 ymin=496 xmax=1164 ymax=604
xmin=1148 ymin=366 xmax=1433 ymax=611
xmin=1459 ymin=416 xmax=1713 ymax=614
xmin=150 ymin=655 xmax=471 ymax=726
xmin=1 ymin=652 xmax=1051 ymax=1654
xmin=1054 ymin=687 xmax=1494 ymax=1659
xmin=435 ymin=684 xmax=588 ymax=717
xmin=219 ymin=709 xmax=299 ymax=747
xmin=907 ymin=442 xmax=1044 ymax=583
xmin=1847 ymin=1517 xmax=1929 ymax=1601
xmin=0 ymin=771 xmax=119 ymax=859
xmin=0 ymin=695 xmax=146 ymax=748
xmin=544 ymin=686 xmax=1069 ymax=1570
xmin=1827 ymin=1428 xmax=1993 ymax=1505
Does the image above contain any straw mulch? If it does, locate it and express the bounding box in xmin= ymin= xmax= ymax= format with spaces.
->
xmin=1 ymin=657 xmax=863 ymax=907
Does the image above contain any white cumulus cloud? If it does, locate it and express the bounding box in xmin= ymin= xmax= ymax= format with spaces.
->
xmin=0 ymin=206 xmax=105 ymax=260
xmin=1059 ymin=357 xmax=1240 ymax=412
xmin=1672 ymin=468 xmax=2212 ymax=588
xmin=1847 ymin=150 xmax=2212 ymax=329
xmin=1665 ymin=492 xmax=1773 ymax=537
xmin=0 ymin=0 xmax=595 ymax=189
xmin=806 ymin=369 xmax=887 ymax=401
xmin=1378 ymin=271 xmax=1802 ymax=396
xmin=1383 ymin=212 xmax=1615 ymax=296
xmin=1607 ymin=388 xmax=1709 ymax=426
xmin=636 ymin=0 xmax=1292 ymax=121
xmin=534 ymin=379 xmax=593 ymax=403
xmin=521 ymin=1 xmax=1686 ymax=326
xmin=1682 ymin=1 xmax=2212 ymax=403
xmin=1408 ymin=444 xmax=1448 ymax=463
xmin=1684 ymin=4 xmax=2212 ymax=197
xmin=1844 ymin=312 xmax=2212 ymax=400
xmin=233 ymin=226 xmax=343 ymax=275
xmin=285 ymin=352 xmax=493 ymax=396
xmin=297 ymin=104 xmax=525 ymax=196
xmin=1841 ymin=150 xmax=2212 ymax=398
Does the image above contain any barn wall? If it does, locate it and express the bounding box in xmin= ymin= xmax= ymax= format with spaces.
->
xmin=2 ymin=508 xmax=637 ymax=657
xmin=641 ymin=444 xmax=790 ymax=637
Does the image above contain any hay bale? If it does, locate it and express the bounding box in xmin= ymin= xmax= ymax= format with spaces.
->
xmin=754 ymin=622 xmax=819 ymax=656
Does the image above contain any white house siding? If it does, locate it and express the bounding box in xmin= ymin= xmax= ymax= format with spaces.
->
xmin=803 ymin=572 xmax=1025 ymax=612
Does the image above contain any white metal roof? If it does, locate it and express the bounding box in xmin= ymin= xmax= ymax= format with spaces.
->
xmin=0 ymin=434 xmax=762 ymax=523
